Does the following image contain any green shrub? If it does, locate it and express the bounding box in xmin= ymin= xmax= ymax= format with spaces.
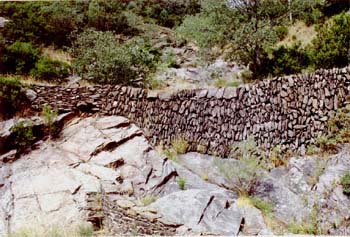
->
xmin=269 ymin=43 xmax=310 ymax=76
xmin=289 ymin=222 xmax=319 ymax=235
xmin=30 ymin=57 xmax=70 ymax=81
xmin=0 ymin=76 xmax=22 ymax=104
xmin=177 ymin=177 xmax=186 ymax=190
xmin=145 ymin=76 xmax=165 ymax=90
xmin=275 ymin=25 xmax=288 ymax=40
xmin=71 ymin=30 xmax=160 ymax=86
xmin=290 ymin=0 xmax=325 ymax=25
xmin=162 ymin=49 xmax=178 ymax=68
xmin=87 ymin=0 xmax=135 ymax=35
xmin=10 ymin=120 xmax=36 ymax=154
xmin=176 ymin=14 xmax=226 ymax=48
xmin=3 ymin=41 xmax=39 ymax=74
xmin=0 ymin=76 xmax=24 ymax=117
xmin=304 ymin=9 xmax=324 ymax=26
xmin=241 ymin=69 xmax=253 ymax=83
xmin=310 ymin=12 xmax=350 ymax=69
xmin=128 ymin=0 xmax=201 ymax=28
xmin=340 ymin=172 xmax=350 ymax=196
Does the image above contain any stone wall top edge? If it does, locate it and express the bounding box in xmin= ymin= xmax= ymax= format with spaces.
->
xmin=29 ymin=65 xmax=350 ymax=100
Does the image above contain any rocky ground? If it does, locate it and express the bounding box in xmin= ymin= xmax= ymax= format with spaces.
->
xmin=1 ymin=115 xmax=350 ymax=236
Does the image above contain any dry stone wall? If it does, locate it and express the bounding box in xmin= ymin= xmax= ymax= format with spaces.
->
xmin=31 ymin=66 xmax=350 ymax=156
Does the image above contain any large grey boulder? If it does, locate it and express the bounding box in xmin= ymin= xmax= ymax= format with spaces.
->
xmin=149 ymin=189 xmax=242 ymax=235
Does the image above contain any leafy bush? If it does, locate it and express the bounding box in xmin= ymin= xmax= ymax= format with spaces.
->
xmin=87 ymin=0 xmax=135 ymax=34
xmin=290 ymin=0 xmax=325 ymax=25
xmin=0 ymin=1 xmax=137 ymax=48
xmin=177 ymin=15 xmax=226 ymax=48
xmin=71 ymin=30 xmax=160 ymax=86
xmin=269 ymin=43 xmax=310 ymax=76
xmin=10 ymin=120 xmax=36 ymax=154
xmin=3 ymin=41 xmax=39 ymax=74
xmin=30 ymin=57 xmax=70 ymax=81
xmin=128 ymin=0 xmax=201 ymax=28
xmin=241 ymin=69 xmax=254 ymax=83
xmin=0 ymin=2 xmax=52 ymax=45
xmin=162 ymin=49 xmax=178 ymax=68
xmin=0 ymin=76 xmax=24 ymax=117
xmin=310 ymin=12 xmax=350 ymax=69
xmin=316 ymin=135 xmax=338 ymax=153
xmin=275 ymin=25 xmax=289 ymax=40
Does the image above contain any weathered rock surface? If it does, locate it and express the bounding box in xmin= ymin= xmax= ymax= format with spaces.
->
xmin=1 ymin=116 xmax=350 ymax=236
xmin=179 ymin=151 xmax=350 ymax=235
xmin=0 ymin=116 xmax=262 ymax=236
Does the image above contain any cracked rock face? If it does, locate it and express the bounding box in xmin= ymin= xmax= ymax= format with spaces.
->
xmin=0 ymin=116 xmax=264 ymax=236
xmin=2 ymin=115 xmax=349 ymax=236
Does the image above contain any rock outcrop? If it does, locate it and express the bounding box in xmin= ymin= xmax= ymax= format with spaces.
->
xmin=1 ymin=115 xmax=350 ymax=236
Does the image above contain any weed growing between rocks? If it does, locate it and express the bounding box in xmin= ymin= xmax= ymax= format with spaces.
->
xmin=78 ymin=224 xmax=94 ymax=237
xmin=177 ymin=177 xmax=186 ymax=190
xmin=157 ymin=136 xmax=189 ymax=163
xmin=340 ymin=172 xmax=350 ymax=196
xmin=249 ymin=197 xmax=274 ymax=216
xmin=141 ymin=195 xmax=157 ymax=206
xmin=311 ymin=108 xmax=350 ymax=155
xmin=41 ymin=104 xmax=58 ymax=137
xmin=171 ymin=136 xmax=189 ymax=154
xmin=288 ymin=204 xmax=322 ymax=235
xmin=215 ymin=137 xmax=269 ymax=197
xmin=9 ymin=223 xmax=94 ymax=237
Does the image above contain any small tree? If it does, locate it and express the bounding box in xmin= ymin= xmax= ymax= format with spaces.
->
xmin=310 ymin=12 xmax=350 ymax=69
xmin=228 ymin=0 xmax=289 ymax=79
